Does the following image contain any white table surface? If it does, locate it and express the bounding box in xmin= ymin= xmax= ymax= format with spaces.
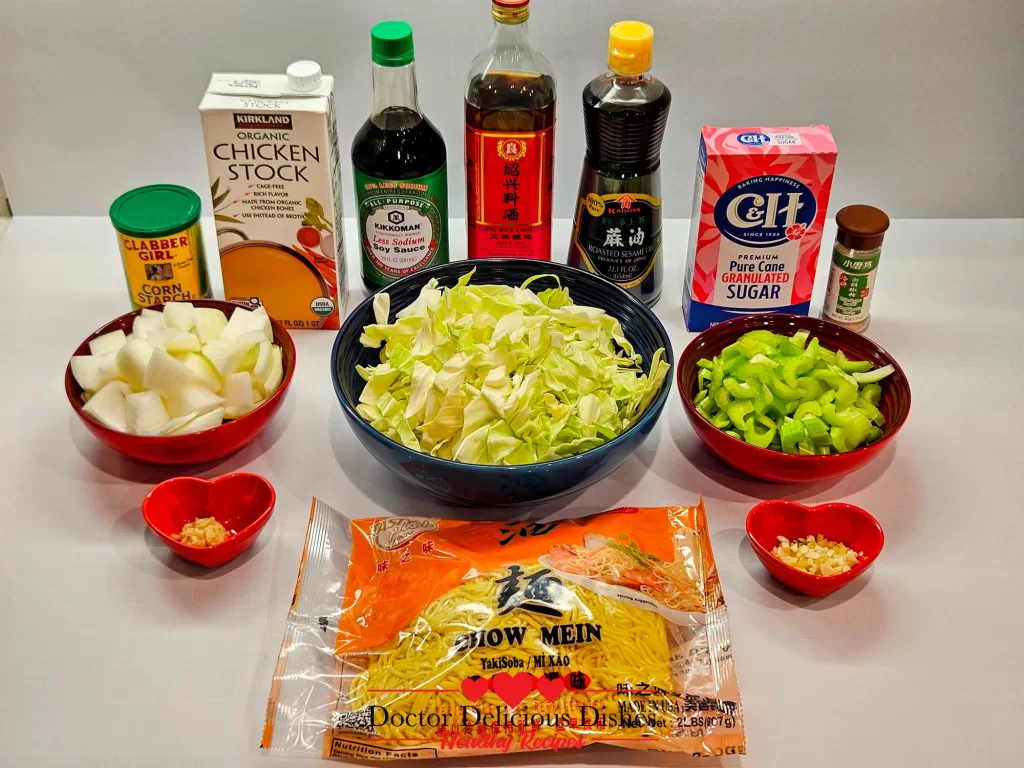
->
xmin=1 ymin=216 xmax=1022 ymax=768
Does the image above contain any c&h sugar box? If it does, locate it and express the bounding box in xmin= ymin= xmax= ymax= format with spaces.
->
xmin=682 ymin=126 xmax=838 ymax=331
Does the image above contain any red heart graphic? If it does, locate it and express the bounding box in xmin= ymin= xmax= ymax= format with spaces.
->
xmin=535 ymin=675 xmax=564 ymax=701
xmin=490 ymin=672 xmax=535 ymax=708
xmin=459 ymin=676 xmax=490 ymax=702
xmin=562 ymin=671 xmax=591 ymax=691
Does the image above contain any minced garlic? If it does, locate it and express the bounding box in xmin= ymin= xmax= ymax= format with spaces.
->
xmin=772 ymin=534 xmax=862 ymax=577
xmin=173 ymin=517 xmax=230 ymax=547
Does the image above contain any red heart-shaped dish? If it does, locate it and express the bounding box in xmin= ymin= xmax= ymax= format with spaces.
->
xmin=142 ymin=473 xmax=275 ymax=567
xmin=746 ymin=500 xmax=883 ymax=597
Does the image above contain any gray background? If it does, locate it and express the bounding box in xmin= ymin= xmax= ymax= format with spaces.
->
xmin=1 ymin=0 xmax=1021 ymax=218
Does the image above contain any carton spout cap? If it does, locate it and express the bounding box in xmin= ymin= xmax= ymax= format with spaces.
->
xmin=287 ymin=60 xmax=323 ymax=92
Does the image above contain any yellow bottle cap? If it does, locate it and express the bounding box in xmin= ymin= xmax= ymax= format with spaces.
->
xmin=608 ymin=21 xmax=654 ymax=76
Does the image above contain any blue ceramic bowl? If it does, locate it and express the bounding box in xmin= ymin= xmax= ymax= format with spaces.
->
xmin=331 ymin=260 xmax=673 ymax=506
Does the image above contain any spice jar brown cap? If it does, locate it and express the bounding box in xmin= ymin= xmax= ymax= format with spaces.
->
xmin=836 ymin=205 xmax=890 ymax=251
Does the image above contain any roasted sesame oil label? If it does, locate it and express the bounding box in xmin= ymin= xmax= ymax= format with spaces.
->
xmin=571 ymin=192 xmax=661 ymax=288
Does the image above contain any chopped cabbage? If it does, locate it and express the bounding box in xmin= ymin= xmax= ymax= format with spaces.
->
xmin=356 ymin=270 xmax=669 ymax=465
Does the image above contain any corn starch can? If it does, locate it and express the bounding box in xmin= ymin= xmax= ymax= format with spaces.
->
xmin=110 ymin=184 xmax=212 ymax=308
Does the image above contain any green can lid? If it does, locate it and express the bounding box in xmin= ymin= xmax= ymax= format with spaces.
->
xmin=371 ymin=21 xmax=415 ymax=67
xmin=109 ymin=184 xmax=202 ymax=239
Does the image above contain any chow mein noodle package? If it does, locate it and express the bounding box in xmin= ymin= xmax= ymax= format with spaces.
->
xmin=262 ymin=499 xmax=745 ymax=760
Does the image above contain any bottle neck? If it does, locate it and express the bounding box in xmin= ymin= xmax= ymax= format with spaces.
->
xmin=371 ymin=62 xmax=420 ymax=116
xmin=489 ymin=15 xmax=533 ymax=52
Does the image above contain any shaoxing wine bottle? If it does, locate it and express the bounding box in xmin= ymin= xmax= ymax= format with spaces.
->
xmin=465 ymin=0 xmax=556 ymax=260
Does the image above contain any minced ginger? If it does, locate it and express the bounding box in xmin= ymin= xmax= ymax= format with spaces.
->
xmin=174 ymin=517 xmax=230 ymax=547
xmin=772 ymin=534 xmax=862 ymax=576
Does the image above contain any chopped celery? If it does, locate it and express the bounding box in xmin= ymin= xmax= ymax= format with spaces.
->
xmin=779 ymin=338 xmax=803 ymax=356
xmin=727 ymin=401 xmax=754 ymax=431
xmin=834 ymin=378 xmax=859 ymax=409
xmin=737 ymin=361 xmax=771 ymax=381
xmin=853 ymin=396 xmax=882 ymax=424
xmin=693 ymin=328 xmax=894 ymax=453
xmin=766 ymin=375 xmax=804 ymax=402
xmin=724 ymin=378 xmax=759 ymax=399
xmin=714 ymin=387 xmax=732 ymax=411
xmin=794 ymin=401 xmax=822 ymax=420
xmin=861 ymin=382 xmax=882 ymax=406
xmin=835 ymin=349 xmax=873 ymax=374
xmin=802 ymin=416 xmax=830 ymax=443
xmin=830 ymin=426 xmax=848 ymax=452
xmin=844 ymin=413 xmax=872 ymax=449
xmin=796 ymin=376 xmax=824 ymax=401
xmin=744 ymin=421 xmax=776 ymax=448
xmin=711 ymin=410 xmax=732 ymax=429
xmin=853 ymin=365 xmax=895 ymax=384
xmin=780 ymin=419 xmax=806 ymax=454
xmin=765 ymin=399 xmax=789 ymax=421
xmin=781 ymin=355 xmax=812 ymax=387
xmin=822 ymin=404 xmax=860 ymax=428
xmin=749 ymin=353 xmax=779 ymax=368
xmin=709 ymin=358 xmax=724 ymax=400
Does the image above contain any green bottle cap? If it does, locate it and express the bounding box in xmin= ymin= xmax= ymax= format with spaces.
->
xmin=109 ymin=184 xmax=202 ymax=238
xmin=371 ymin=21 xmax=415 ymax=67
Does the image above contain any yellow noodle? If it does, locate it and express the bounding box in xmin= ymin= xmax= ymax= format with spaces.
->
xmin=345 ymin=570 xmax=677 ymax=743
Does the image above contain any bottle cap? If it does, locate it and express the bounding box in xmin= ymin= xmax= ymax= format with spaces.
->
xmin=608 ymin=21 xmax=654 ymax=76
xmin=110 ymin=185 xmax=202 ymax=239
xmin=492 ymin=0 xmax=529 ymax=25
xmin=286 ymin=60 xmax=323 ymax=92
xmin=371 ymin=21 xmax=415 ymax=66
xmin=835 ymin=205 xmax=890 ymax=251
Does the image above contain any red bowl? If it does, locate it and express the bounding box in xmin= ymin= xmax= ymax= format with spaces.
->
xmin=677 ymin=314 xmax=911 ymax=482
xmin=65 ymin=300 xmax=295 ymax=465
xmin=142 ymin=472 xmax=275 ymax=567
xmin=746 ymin=500 xmax=884 ymax=597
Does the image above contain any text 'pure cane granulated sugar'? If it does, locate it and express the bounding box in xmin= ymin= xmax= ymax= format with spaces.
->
xmin=682 ymin=127 xmax=838 ymax=331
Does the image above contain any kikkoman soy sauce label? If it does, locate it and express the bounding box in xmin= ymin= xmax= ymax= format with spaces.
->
xmin=571 ymin=192 xmax=662 ymax=288
xmin=355 ymin=166 xmax=448 ymax=284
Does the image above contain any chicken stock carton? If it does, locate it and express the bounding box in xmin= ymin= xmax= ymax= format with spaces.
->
xmin=683 ymin=126 xmax=837 ymax=330
xmin=200 ymin=62 xmax=346 ymax=329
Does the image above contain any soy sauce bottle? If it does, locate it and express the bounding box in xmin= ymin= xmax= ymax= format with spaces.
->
xmin=568 ymin=21 xmax=671 ymax=306
xmin=353 ymin=21 xmax=448 ymax=291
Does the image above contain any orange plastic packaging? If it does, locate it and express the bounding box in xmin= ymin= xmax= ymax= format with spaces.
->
xmin=262 ymin=498 xmax=746 ymax=760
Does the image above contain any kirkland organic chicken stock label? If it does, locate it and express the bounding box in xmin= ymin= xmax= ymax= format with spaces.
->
xmin=354 ymin=166 xmax=449 ymax=284
xmin=199 ymin=68 xmax=347 ymax=330
xmin=682 ymin=127 xmax=838 ymax=331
